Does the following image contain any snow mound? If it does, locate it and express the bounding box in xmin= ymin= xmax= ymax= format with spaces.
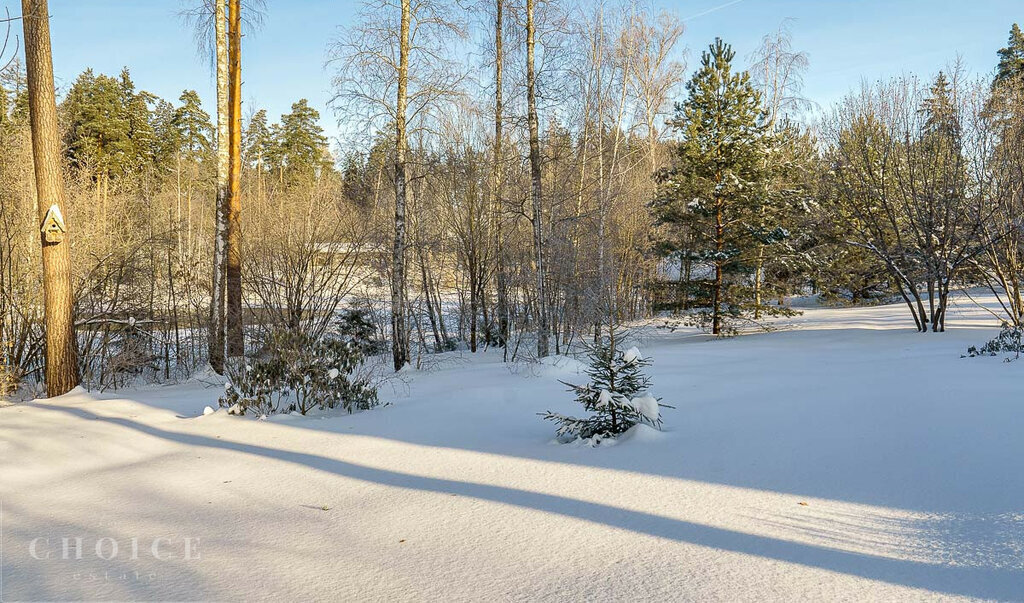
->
xmin=265 ymin=411 xmax=306 ymax=423
xmin=536 ymin=355 xmax=586 ymax=377
xmin=193 ymin=363 xmax=229 ymax=384
xmin=560 ymin=423 xmax=665 ymax=448
xmin=51 ymin=385 xmax=89 ymax=400
xmin=786 ymin=294 xmax=823 ymax=308
xmin=618 ymin=423 xmax=666 ymax=443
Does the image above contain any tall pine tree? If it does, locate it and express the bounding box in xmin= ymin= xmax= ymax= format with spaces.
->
xmin=654 ymin=38 xmax=768 ymax=334
xmin=277 ymin=99 xmax=329 ymax=180
xmin=996 ymin=23 xmax=1024 ymax=87
xmin=174 ymin=90 xmax=213 ymax=160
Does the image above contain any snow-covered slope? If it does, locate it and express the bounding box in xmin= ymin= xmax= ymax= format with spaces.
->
xmin=2 ymin=296 xmax=1022 ymax=601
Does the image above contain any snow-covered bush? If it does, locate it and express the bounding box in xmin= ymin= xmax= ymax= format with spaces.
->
xmin=220 ymin=329 xmax=379 ymax=416
xmin=541 ymin=334 xmax=667 ymax=443
xmin=965 ymin=323 xmax=1024 ymax=361
xmin=336 ymin=308 xmax=386 ymax=357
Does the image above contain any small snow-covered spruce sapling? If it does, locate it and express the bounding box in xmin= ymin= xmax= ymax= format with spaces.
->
xmin=541 ymin=332 xmax=669 ymax=442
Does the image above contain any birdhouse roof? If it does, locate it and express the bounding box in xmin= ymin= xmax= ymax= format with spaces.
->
xmin=41 ymin=205 xmax=66 ymax=231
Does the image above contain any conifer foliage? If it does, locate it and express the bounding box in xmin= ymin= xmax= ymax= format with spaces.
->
xmin=996 ymin=23 xmax=1024 ymax=87
xmin=654 ymin=38 xmax=771 ymax=335
xmin=542 ymin=332 xmax=665 ymax=442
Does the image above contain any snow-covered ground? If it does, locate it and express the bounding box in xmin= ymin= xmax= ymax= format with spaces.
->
xmin=2 ymin=295 xmax=1023 ymax=601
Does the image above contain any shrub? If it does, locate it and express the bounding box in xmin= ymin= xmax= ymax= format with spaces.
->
xmin=336 ymin=307 xmax=386 ymax=357
xmin=220 ymin=328 xmax=379 ymax=416
xmin=965 ymin=323 xmax=1024 ymax=361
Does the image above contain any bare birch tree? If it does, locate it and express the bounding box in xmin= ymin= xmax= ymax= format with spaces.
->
xmin=329 ymin=0 xmax=465 ymax=370
xmin=748 ymin=22 xmax=811 ymax=317
xmin=626 ymin=8 xmax=684 ymax=174
xmin=526 ymin=0 xmax=549 ymax=357
xmin=211 ymin=0 xmax=229 ymax=371
xmin=182 ymin=0 xmax=264 ymax=372
xmin=825 ymin=73 xmax=999 ymax=331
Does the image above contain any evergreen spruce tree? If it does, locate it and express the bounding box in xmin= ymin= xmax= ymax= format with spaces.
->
xmin=244 ymin=108 xmax=274 ymax=198
xmin=243 ymin=109 xmax=272 ymax=167
xmin=62 ymin=69 xmax=132 ymax=176
xmin=541 ymin=331 xmax=664 ymax=443
xmin=653 ymin=38 xmax=768 ymax=334
xmin=118 ymin=68 xmax=157 ymax=173
xmin=750 ymin=118 xmax=817 ymax=315
xmin=277 ymin=99 xmax=329 ymax=178
xmin=174 ymin=90 xmax=214 ymax=160
xmin=150 ymin=99 xmax=180 ymax=167
xmin=0 ymin=86 xmax=8 ymax=128
xmin=996 ymin=23 xmax=1024 ymax=87
xmin=922 ymin=72 xmax=957 ymax=134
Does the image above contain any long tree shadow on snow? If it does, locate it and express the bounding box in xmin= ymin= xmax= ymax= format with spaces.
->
xmin=263 ymin=325 xmax=1021 ymax=516
xmin=30 ymin=402 xmax=1024 ymax=601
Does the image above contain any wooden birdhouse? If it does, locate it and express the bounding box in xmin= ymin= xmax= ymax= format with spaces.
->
xmin=40 ymin=205 xmax=67 ymax=244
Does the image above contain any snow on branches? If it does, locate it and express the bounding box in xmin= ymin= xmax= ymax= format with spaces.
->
xmin=541 ymin=333 xmax=669 ymax=444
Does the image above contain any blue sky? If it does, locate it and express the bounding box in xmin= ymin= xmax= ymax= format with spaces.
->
xmin=29 ymin=0 xmax=1022 ymax=145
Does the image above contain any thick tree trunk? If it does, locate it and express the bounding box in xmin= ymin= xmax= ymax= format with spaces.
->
xmin=209 ymin=0 xmax=229 ymax=373
xmin=22 ymin=0 xmax=79 ymax=397
xmin=391 ymin=0 xmax=411 ymax=371
xmin=526 ymin=0 xmax=548 ymax=358
xmin=225 ymin=0 xmax=244 ymax=358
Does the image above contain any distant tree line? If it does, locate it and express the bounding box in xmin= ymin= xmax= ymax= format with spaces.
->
xmin=3 ymin=0 xmax=1024 ymax=395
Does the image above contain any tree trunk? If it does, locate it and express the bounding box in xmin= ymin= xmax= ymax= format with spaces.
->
xmin=469 ymin=255 xmax=478 ymax=352
xmin=209 ymin=0 xmax=229 ymax=373
xmin=493 ymin=0 xmax=509 ymax=357
xmin=753 ymin=244 xmax=764 ymax=320
xmin=23 ymin=0 xmax=79 ymax=396
xmin=712 ymin=200 xmax=724 ymax=335
xmin=419 ymin=249 xmax=442 ymax=350
xmin=391 ymin=0 xmax=411 ymax=371
xmin=225 ymin=0 xmax=244 ymax=358
xmin=526 ymin=0 xmax=548 ymax=358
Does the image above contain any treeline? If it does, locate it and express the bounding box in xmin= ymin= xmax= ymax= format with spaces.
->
xmin=2 ymin=0 xmax=1024 ymax=394
xmin=0 ymin=60 xmax=360 ymax=391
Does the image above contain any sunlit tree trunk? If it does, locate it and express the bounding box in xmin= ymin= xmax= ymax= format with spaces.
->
xmin=225 ymin=0 xmax=244 ymax=358
xmin=22 ymin=0 xmax=79 ymax=396
xmin=209 ymin=0 xmax=229 ymax=372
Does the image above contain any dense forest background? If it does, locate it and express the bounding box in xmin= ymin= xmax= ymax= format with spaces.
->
xmin=2 ymin=1 xmax=1024 ymax=396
